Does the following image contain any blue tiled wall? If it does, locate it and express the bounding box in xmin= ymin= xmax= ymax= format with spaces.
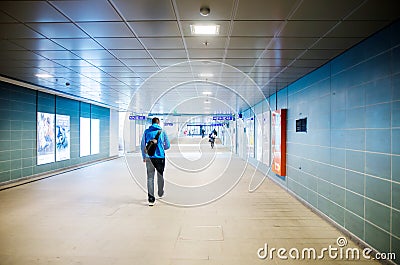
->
xmin=266 ymin=20 xmax=400 ymax=260
xmin=0 ymin=82 xmax=110 ymax=183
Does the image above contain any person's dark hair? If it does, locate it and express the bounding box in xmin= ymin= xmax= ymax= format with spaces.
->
xmin=152 ymin=117 xmax=160 ymax=124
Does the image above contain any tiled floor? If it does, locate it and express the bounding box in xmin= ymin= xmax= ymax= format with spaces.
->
xmin=0 ymin=138 xmax=380 ymax=264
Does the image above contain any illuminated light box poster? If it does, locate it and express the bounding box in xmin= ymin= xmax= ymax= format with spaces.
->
xmin=246 ymin=117 xmax=255 ymax=158
xmin=262 ymin=111 xmax=271 ymax=166
xmin=256 ymin=113 xmax=263 ymax=162
xmin=80 ymin=117 xmax=91 ymax=157
xmin=91 ymin=118 xmax=100 ymax=155
xmin=56 ymin=114 xmax=70 ymax=161
xmin=37 ymin=112 xmax=55 ymax=165
xmin=271 ymin=109 xmax=287 ymax=176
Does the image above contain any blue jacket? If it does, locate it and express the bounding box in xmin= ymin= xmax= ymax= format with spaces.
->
xmin=141 ymin=123 xmax=170 ymax=159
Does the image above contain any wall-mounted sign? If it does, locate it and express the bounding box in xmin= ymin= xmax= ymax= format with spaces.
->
xmin=129 ymin=115 xmax=146 ymax=120
xmin=271 ymin=109 xmax=287 ymax=176
xmin=164 ymin=122 xmax=174 ymax=126
xmin=296 ymin=118 xmax=307 ymax=132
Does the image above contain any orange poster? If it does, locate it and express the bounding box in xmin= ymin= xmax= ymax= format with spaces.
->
xmin=271 ymin=109 xmax=287 ymax=176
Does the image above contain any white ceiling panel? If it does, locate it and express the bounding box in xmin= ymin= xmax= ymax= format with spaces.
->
xmin=50 ymin=0 xmax=121 ymax=22
xmin=140 ymin=37 xmax=184 ymax=49
xmin=109 ymin=49 xmax=150 ymax=59
xmin=85 ymin=59 xmax=125 ymax=67
xmin=228 ymin=37 xmax=271 ymax=49
xmin=149 ymin=49 xmax=187 ymax=59
xmin=291 ymin=0 xmax=363 ymax=20
xmin=188 ymin=49 xmax=225 ymax=59
xmin=121 ymin=58 xmax=158 ymax=67
xmin=155 ymin=58 xmax=189 ymax=67
xmin=11 ymin=39 xmax=65 ymax=51
xmin=73 ymin=50 xmax=115 ymax=60
xmin=78 ymin=22 xmax=133 ymax=38
xmin=0 ymin=1 xmax=67 ymax=23
xmin=2 ymin=51 xmax=44 ymax=60
xmin=279 ymin=21 xmax=337 ymax=37
xmin=29 ymin=23 xmax=87 ymax=38
xmin=35 ymin=50 xmax=81 ymax=60
xmin=0 ymin=23 xmax=43 ymax=39
xmin=263 ymin=49 xmax=303 ymax=59
xmin=312 ymin=37 xmax=363 ymax=50
xmin=326 ymin=21 xmax=391 ymax=38
xmin=235 ymin=0 xmax=297 ymax=20
xmin=226 ymin=49 xmax=264 ymax=58
xmin=232 ymin=21 xmax=283 ymax=37
xmin=269 ymin=37 xmax=318 ymax=49
xmin=129 ymin=21 xmax=180 ymax=37
xmin=112 ymin=0 xmax=175 ymax=20
xmin=96 ymin=37 xmax=143 ymax=49
xmin=53 ymin=38 xmax=104 ymax=50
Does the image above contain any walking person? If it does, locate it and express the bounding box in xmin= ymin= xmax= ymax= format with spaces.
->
xmin=209 ymin=131 xmax=216 ymax=149
xmin=141 ymin=117 xmax=170 ymax=206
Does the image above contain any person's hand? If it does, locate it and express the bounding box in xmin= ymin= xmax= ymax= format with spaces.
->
xmin=143 ymin=159 xmax=146 ymax=163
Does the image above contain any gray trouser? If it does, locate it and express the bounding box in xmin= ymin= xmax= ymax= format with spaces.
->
xmin=145 ymin=158 xmax=165 ymax=202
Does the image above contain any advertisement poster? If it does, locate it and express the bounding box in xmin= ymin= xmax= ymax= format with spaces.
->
xmin=80 ymin=117 xmax=91 ymax=157
xmin=91 ymin=118 xmax=100 ymax=155
xmin=271 ymin=109 xmax=287 ymax=176
xmin=37 ymin=112 xmax=55 ymax=165
xmin=56 ymin=114 xmax=70 ymax=161
xmin=262 ymin=111 xmax=271 ymax=166
xmin=256 ymin=113 xmax=263 ymax=162
xmin=245 ymin=117 xmax=255 ymax=158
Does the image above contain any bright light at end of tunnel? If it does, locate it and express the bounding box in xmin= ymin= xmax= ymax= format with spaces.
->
xmin=35 ymin=73 xmax=53 ymax=78
xmin=190 ymin=25 xmax=220 ymax=35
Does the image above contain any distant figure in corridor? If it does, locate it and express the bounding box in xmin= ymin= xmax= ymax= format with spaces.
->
xmin=141 ymin=117 xmax=170 ymax=206
xmin=209 ymin=130 xmax=216 ymax=149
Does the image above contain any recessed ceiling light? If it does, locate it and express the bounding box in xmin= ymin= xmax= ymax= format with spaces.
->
xmin=35 ymin=73 xmax=53 ymax=78
xmin=204 ymin=100 xmax=211 ymax=104
xmin=198 ymin=73 xmax=214 ymax=78
xmin=190 ymin=25 xmax=220 ymax=35
xmin=203 ymin=91 xmax=212 ymax=95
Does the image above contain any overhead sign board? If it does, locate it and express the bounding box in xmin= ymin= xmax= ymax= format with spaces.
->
xmin=129 ymin=115 xmax=146 ymax=120
xmin=212 ymin=115 xmax=233 ymax=120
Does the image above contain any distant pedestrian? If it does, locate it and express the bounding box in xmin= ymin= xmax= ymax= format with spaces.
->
xmin=209 ymin=131 xmax=216 ymax=149
xmin=141 ymin=117 xmax=170 ymax=206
